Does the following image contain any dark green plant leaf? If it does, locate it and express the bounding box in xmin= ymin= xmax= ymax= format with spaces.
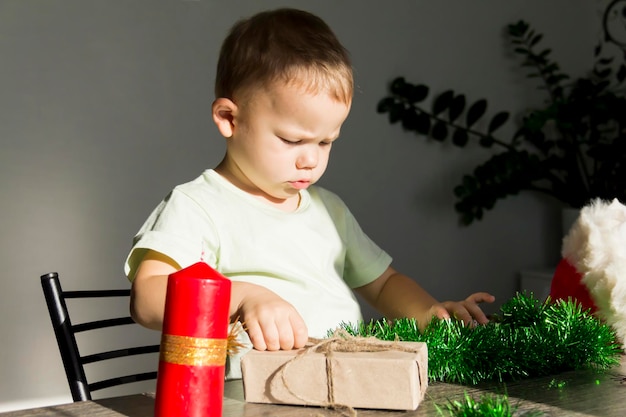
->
xmin=541 ymin=63 xmax=559 ymax=75
xmin=488 ymin=112 xmax=510 ymax=133
xmin=462 ymin=175 xmax=478 ymax=192
xmin=407 ymin=84 xmax=429 ymax=103
xmin=466 ymin=99 xmax=487 ymax=127
xmin=387 ymin=102 xmax=404 ymax=124
xmin=597 ymin=57 xmax=614 ymax=65
xmin=454 ymin=184 xmax=468 ymax=199
xmin=389 ymin=77 xmax=406 ymax=95
xmin=523 ymin=111 xmax=548 ymax=131
xmin=376 ymin=97 xmax=395 ymax=113
xmin=594 ymin=67 xmax=612 ymax=79
xmin=400 ymin=108 xmax=419 ymax=131
xmin=594 ymin=43 xmax=602 ymax=56
xmin=530 ymin=33 xmax=543 ymax=46
xmin=546 ymin=75 xmax=565 ymax=85
xmin=538 ymin=48 xmax=552 ymax=58
xmin=433 ymin=90 xmax=454 ymax=115
xmin=552 ymin=85 xmax=564 ymax=97
xmin=415 ymin=112 xmax=431 ymax=135
xmin=449 ymin=94 xmax=466 ymax=122
xmin=479 ymin=136 xmax=495 ymax=148
xmin=528 ymin=54 xmax=547 ymax=66
xmin=507 ymin=20 xmax=529 ymax=37
xmin=482 ymin=193 xmax=497 ymax=209
xmin=452 ymin=129 xmax=469 ymax=147
xmin=431 ymin=121 xmax=448 ymax=141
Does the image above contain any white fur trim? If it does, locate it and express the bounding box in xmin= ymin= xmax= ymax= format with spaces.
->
xmin=561 ymin=198 xmax=626 ymax=347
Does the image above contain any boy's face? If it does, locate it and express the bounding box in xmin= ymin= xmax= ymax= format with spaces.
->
xmin=218 ymin=81 xmax=351 ymax=208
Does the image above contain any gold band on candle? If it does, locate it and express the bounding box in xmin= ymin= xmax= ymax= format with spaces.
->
xmin=160 ymin=334 xmax=228 ymax=367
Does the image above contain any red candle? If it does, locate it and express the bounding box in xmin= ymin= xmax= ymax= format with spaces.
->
xmin=154 ymin=262 xmax=231 ymax=417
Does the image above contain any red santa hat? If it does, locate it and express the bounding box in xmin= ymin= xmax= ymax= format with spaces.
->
xmin=550 ymin=198 xmax=626 ymax=349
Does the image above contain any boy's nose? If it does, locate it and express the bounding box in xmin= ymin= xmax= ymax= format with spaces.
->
xmin=296 ymin=147 xmax=318 ymax=169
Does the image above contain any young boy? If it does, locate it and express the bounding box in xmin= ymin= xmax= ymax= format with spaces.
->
xmin=125 ymin=8 xmax=494 ymax=353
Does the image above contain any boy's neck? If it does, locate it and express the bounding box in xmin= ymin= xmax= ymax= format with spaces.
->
xmin=214 ymin=161 xmax=301 ymax=212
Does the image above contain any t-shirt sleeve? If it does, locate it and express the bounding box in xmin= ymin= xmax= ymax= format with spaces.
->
xmin=317 ymin=189 xmax=392 ymax=288
xmin=124 ymin=189 xmax=219 ymax=281
xmin=341 ymin=207 xmax=392 ymax=288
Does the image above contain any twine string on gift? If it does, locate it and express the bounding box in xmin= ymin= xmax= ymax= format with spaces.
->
xmin=275 ymin=329 xmax=423 ymax=417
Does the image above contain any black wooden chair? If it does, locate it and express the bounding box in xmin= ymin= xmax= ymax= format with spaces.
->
xmin=40 ymin=272 xmax=160 ymax=401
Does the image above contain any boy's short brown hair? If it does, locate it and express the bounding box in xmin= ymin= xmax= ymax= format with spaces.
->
xmin=215 ymin=8 xmax=353 ymax=104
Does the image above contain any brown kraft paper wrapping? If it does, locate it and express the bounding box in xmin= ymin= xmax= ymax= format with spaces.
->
xmin=241 ymin=339 xmax=428 ymax=411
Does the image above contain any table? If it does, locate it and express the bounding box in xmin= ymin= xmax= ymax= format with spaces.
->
xmin=3 ymin=356 xmax=625 ymax=416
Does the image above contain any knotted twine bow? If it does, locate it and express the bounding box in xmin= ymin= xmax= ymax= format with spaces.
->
xmin=273 ymin=329 xmax=423 ymax=417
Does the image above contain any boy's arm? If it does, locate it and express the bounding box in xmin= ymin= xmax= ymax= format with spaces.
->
xmin=129 ymin=250 xmax=179 ymax=330
xmin=130 ymin=250 xmax=308 ymax=351
xmin=354 ymin=266 xmax=494 ymax=329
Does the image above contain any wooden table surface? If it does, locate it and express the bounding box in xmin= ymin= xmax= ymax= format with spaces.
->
xmin=3 ymin=356 xmax=625 ymax=416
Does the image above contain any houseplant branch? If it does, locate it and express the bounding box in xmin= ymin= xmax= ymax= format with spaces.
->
xmin=378 ymin=19 xmax=626 ymax=225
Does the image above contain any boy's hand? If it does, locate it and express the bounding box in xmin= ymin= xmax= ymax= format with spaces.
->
xmin=355 ymin=267 xmax=495 ymax=330
xmin=429 ymin=292 xmax=495 ymax=326
xmin=234 ymin=283 xmax=308 ymax=351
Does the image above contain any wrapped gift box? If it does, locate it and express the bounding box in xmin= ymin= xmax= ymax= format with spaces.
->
xmin=241 ymin=340 xmax=428 ymax=411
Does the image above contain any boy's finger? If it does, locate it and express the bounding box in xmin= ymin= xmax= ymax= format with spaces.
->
xmin=260 ymin=322 xmax=281 ymax=351
xmin=290 ymin=314 xmax=308 ymax=349
xmin=467 ymin=292 xmax=495 ymax=304
xmin=466 ymin=305 xmax=489 ymax=324
xmin=430 ymin=305 xmax=449 ymax=320
xmin=451 ymin=309 xmax=472 ymax=324
xmin=245 ymin=321 xmax=268 ymax=351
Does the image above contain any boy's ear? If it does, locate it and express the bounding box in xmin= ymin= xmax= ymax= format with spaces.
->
xmin=212 ymin=98 xmax=238 ymax=138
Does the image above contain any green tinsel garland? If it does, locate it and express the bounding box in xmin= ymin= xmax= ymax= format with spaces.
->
xmin=435 ymin=393 xmax=544 ymax=417
xmin=339 ymin=292 xmax=621 ymax=385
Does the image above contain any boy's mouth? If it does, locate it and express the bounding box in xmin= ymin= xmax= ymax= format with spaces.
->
xmin=290 ymin=180 xmax=311 ymax=190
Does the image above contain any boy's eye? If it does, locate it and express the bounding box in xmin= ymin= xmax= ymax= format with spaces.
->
xmin=279 ymin=137 xmax=301 ymax=145
xmin=279 ymin=136 xmax=333 ymax=146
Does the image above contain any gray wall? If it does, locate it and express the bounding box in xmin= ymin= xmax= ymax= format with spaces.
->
xmin=0 ymin=0 xmax=599 ymax=410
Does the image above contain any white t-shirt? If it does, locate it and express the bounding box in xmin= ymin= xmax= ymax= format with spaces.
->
xmin=125 ymin=169 xmax=392 ymax=337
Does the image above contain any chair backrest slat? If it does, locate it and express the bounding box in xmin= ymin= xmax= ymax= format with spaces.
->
xmin=40 ymin=272 xmax=160 ymax=402
xmin=72 ymin=317 xmax=134 ymax=333
xmin=88 ymin=371 xmax=158 ymax=393
xmin=81 ymin=345 xmax=160 ymax=365
xmin=63 ymin=289 xmax=131 ymax=298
